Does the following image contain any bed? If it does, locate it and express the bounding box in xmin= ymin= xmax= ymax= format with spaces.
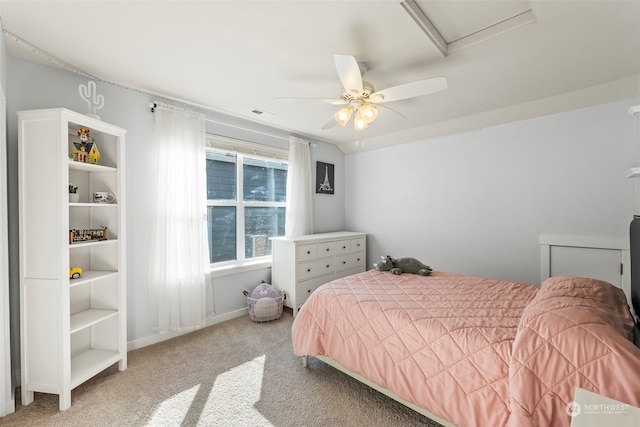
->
xmin=292 ymin=237 xmax=640 ymax=426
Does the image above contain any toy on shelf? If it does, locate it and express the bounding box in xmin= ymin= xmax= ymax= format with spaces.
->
xmin=69 ymin=184 xmax=79 ymax=203
xmin=72 ymin=128 xmax=100 ymax=164
xmin=69 ymin=267 xmax=83 ymax=279
xmin=69 ymin=227 xmax=108 ymax=244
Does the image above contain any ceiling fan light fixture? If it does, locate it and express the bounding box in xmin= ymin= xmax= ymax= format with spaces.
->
xmin=334 ymin=107 xmax=352 ymax=126
xmin=354 ymin=113 xmax=369 ymax=131
xmin=360 ymin=104 xmax=378 ymax=124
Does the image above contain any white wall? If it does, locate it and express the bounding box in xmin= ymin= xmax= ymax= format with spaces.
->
xmin=0 ymin=18 xmax=13 ymax=416
xmin=311 ymin=141 xmax=346 ymax=233
xmin=5 ymin=57 xmax=345 ymax=352
xmin=345 ymin=99 xmax=638 ymax=285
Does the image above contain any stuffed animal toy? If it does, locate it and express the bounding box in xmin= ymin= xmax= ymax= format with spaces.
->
xmin=250 ymin=282 xmax=281 ymax=299
xmin=374 ymin=255 xmax=433 ymax=276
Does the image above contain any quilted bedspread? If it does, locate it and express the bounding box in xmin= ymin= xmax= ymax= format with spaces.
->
xmin=508 ymin=276 xmax=640 ymax=427
xmin=292 ymin=271 xmax=640 ymax=427
xmin=291 ymin=270 xmax=539 ymax=427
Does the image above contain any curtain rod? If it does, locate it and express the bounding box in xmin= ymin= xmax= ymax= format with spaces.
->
xmin=149 ymin=102 xmax=315 ymax=146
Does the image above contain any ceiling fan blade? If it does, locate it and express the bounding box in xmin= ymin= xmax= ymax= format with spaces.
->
xmin=375 ymin=103 xmax=408 ymax=120
xmin=321 ymin=114 xmax=338 ymax=130
xmin=370 ymin=77 xmax=447 ymax=103
xmin=275 ymin=97 xmax=346 ymax=105
xmin=334 ymin=54 xmax=363 ymax=95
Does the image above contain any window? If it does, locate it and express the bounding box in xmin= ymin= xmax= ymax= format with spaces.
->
xmin=206 ymin=141 xmax=287 ymax=266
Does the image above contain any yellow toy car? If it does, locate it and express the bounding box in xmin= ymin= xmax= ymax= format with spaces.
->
xmin=69 ymin=267 xmax=83 ymax=279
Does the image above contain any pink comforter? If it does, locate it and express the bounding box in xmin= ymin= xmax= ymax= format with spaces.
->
xmin=291 ymin=270 xmax=539 ymax=426
xmin=291 ymin=271 xmax=640 ymax=427
xmin=508 ymin=276 xmax=640 ymax=427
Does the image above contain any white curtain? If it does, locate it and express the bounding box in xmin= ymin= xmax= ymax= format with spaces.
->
xmin=285 ymin=137 xmax=313 ymax=237
xmin=148 ymin=102 xmax=213 ymax=333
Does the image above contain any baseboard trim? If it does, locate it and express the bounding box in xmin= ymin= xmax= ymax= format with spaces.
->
xmin=1 ymin=397 xmax=15 ymax=417
xmin=127 ymin=308 xmax=249 ymax=351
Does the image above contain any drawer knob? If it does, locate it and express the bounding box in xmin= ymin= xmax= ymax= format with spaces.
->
xmin=307 ymin=268 xmax=311 ymax=272
xmin=343 ymin=246 xmax=346 ymax=249
xmin=326 ymin=264 xmax=330 ymax=268
xmin=326 ymin=248 xmax=330 ymax=252
xmin=342 ymin=261 xmax=346 ymax=264
xmin=307 ymin=250 xmax=311 ymax=254
xmin=307 ymin=289 xmax=311 ymax=293
xmin=357 ymin=258 xmax=361 ymax=261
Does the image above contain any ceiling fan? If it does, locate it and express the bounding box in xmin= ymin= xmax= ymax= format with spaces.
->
xmin=279 ymin=54 xmax=447 ymax=131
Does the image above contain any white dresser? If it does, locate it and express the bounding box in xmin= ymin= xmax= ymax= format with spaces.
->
xmin=271 ymin=231 xmax=366 ymax=316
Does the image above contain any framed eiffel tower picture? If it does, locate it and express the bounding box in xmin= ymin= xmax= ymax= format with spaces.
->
xmin=316 ymin=161 xmax=334 ymax=194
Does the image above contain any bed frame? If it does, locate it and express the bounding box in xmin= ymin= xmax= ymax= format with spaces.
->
xmin=301 ymin=354 xmax=455 ymax=427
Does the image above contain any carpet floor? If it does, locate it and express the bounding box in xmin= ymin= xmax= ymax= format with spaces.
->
xmin=2 ymin=309 xmax=442 ymax=426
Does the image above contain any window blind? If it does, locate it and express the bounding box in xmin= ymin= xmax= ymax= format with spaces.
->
xmin=206 ymin=134 xmax=288 ymax=161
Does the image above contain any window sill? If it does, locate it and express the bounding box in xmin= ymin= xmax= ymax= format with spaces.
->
xmin=208 ymin=258 xmax=272 ymax=278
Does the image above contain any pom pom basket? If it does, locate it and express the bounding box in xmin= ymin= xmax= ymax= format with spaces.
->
xmin=243 ymin=287 xmax=285 ymax=322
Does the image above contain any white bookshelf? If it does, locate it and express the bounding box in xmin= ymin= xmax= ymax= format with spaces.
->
xmin=18 ymin=108 xmax=127 ymax=410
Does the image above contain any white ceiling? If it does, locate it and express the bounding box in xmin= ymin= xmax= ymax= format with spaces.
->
xmin=0 ymin=0 xmax=639 ymax=154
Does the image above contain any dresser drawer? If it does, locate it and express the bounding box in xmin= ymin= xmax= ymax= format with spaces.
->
xmin=336 ymin=253 xmax=365 ymax=272
xmin=350 ymin=237 xmax=365 ymax=253
xmin=296 ymin=243 xmax=318 ymax=261
xmin=317 ymin=241 xmax=336 ymax=258
xmin=297 ymin=258 xmax=335 ymax=280
xmin=295 ymin=276 xmax=330 ymax=306
xmin=335 ymin=239 xmax=351 ymax=255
